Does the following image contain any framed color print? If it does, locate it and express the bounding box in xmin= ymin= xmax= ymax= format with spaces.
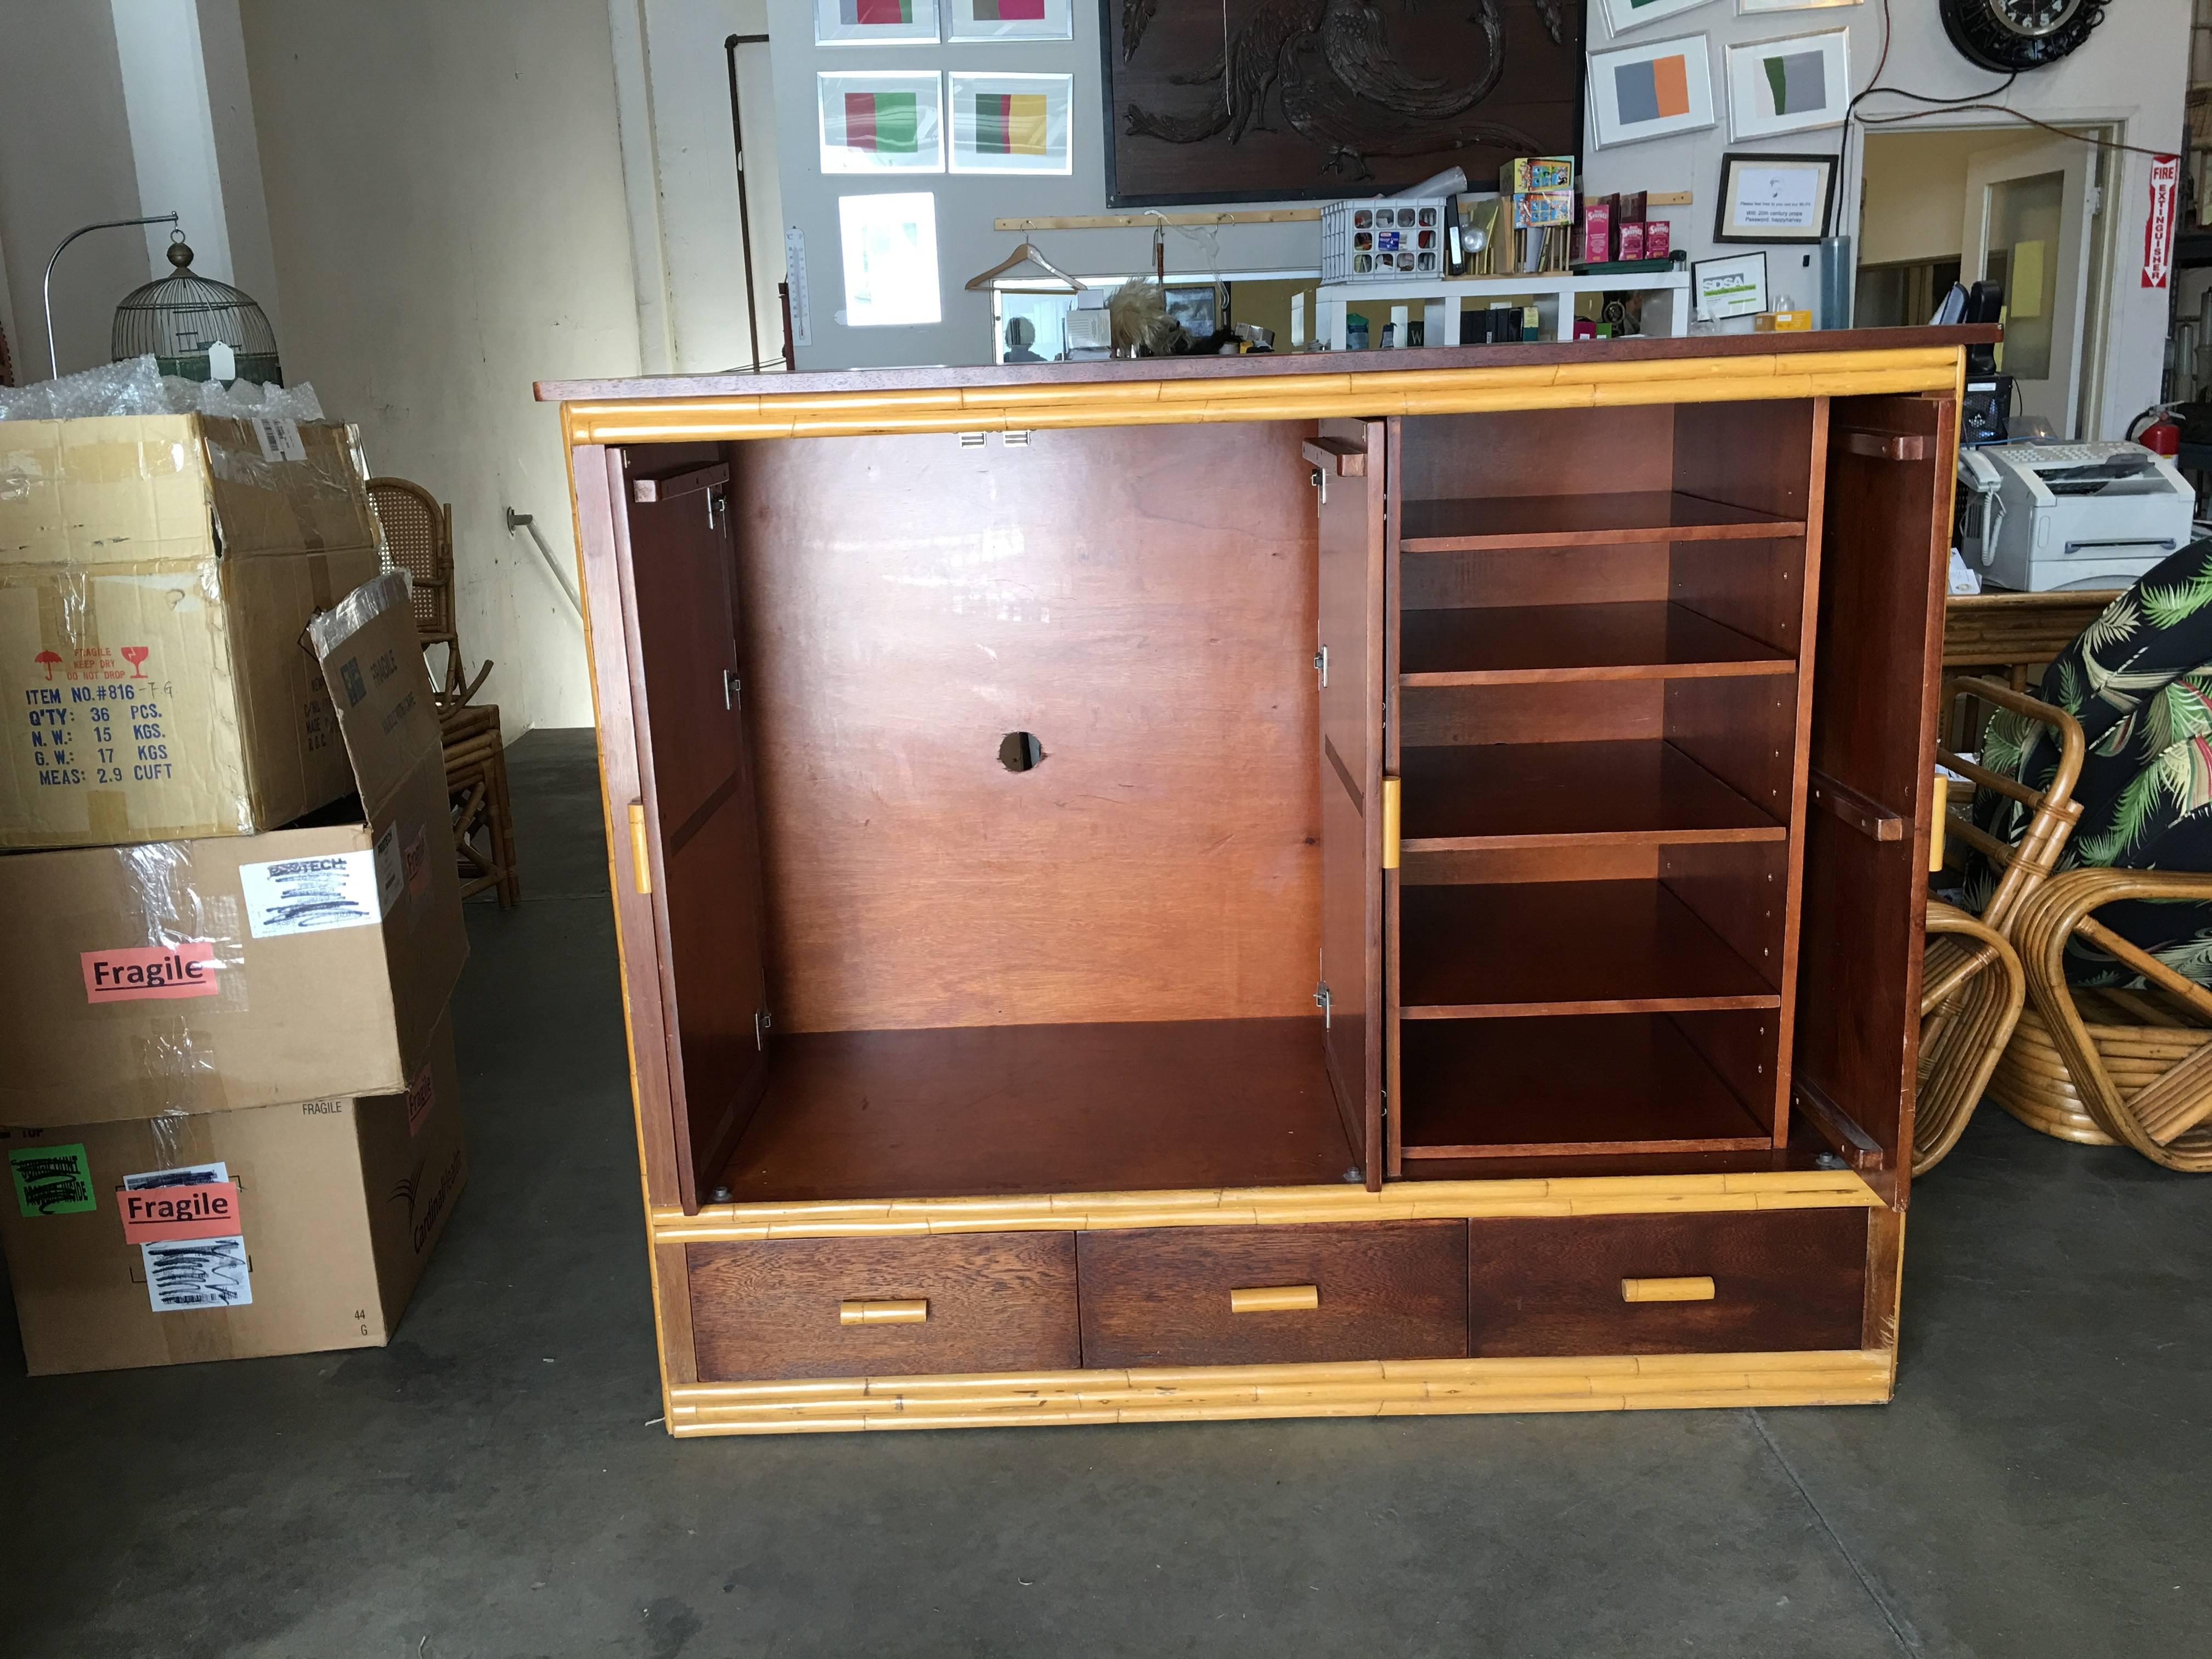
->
xmin=1724 ymin=30 xmax=1850 ymax=141
xmin=815 ymin=0 xmax=939 ymax=47
xmin=947 ymin=0 xmax=1071 ymax=41
xmin=949 ymin=73 xmax=1073 ymax=173
xmin=1589 ymin=35 xmax=1716 ymax=149
xmin=1713 ymin=151 xmax=1837 ymax=243
xmin=1600 ymin=0 xmax=1720 ymax=36
xmin=818 ymin=73 xmax=944 ymax=173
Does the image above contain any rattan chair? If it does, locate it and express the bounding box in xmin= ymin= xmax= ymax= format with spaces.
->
xmin=442 ymin=706 xmax=520 ymax=908
xmin=366 ymin=476 xmax=493 ymax=710
xmin=1916 ymin=677 xmax=2085 ymax=1174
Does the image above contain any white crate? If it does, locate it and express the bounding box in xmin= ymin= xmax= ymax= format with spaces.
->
xmin=1321 ymin=198 xmax=1447 ymax=283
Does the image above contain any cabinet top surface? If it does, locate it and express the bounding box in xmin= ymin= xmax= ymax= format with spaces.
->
xmin=535 ymin=326 xmax=1993 ymax=407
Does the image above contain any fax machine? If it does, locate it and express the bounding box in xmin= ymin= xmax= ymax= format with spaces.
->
xmin=1957 ymin=441 xmax=2197 ymax=592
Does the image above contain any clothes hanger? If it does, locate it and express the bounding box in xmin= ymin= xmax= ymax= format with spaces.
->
xmin=964 ymin=241 xmax=1086 ymax=292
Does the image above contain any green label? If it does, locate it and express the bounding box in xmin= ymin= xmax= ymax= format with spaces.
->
xmin=10 ymin=1144 xmax=96 ymax=1216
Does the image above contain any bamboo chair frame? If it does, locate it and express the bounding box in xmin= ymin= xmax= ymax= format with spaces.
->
xmin=2008 ymin=869 xmax=2212 ymax=1171
xmin=367 ymin=476 xmax=494 ymax=710
xmin=1918 ymin=676 xmax=2084 ymax=1173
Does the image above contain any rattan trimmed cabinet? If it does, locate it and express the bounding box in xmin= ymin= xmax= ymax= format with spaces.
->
xmin=539 ymin=331 xmax=1978 ymax=1437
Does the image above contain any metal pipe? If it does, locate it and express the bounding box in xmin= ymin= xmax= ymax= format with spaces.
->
xmin=42 ymin=213 xmax=178 ymax=379
xmin=505 ymin=509 xmax=584 ymax=620
xmin=725 ymin=33 xmax=769 ymax=374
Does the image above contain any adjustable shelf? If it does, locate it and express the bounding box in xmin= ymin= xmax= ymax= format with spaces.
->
xmin=1397 ymin=1014 xmax=1774 ymax=1160
xmin=1398 ymin=741 xmax=1786 ymax=852
xmin=1399 ymin=491 xmax=1807 ymax=553
xmin=1398 ymin=601 xmax=1795 ymax=687
xmin=1397 ymin=880 xmax=1779 ymax=1018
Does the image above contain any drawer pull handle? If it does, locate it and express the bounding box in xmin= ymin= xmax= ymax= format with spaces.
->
xmin=628 ymin=802 xmax=652 ymax=895
xmin=839 ymin=1299 xmax=928 ymax=1325
xmin=1229 ymin=1284 xmax=1319 ymax=1314
xmin=1621 ymin=1277 xmax=1715 ymax=1304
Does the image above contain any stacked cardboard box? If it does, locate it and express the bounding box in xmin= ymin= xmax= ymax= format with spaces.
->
xmin=0 ymin=407 xmax=469 ymax=1376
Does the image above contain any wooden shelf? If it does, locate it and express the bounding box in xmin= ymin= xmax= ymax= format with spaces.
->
xmin=1400 ymin=491 xmax=1805 ymax=552
xmin=1400 ymin=601 xmax=1793 ymax=686
xmin=1398 ymin=1014 xmax=1773 ymax=1159
xmin=1398 ymin=880 xmax=1779 ymax=1018
xmin=718 ymin=1019 xmax=1356 ymax=1203
xmin=1398 ymin=741 xmax=1784 ymax=852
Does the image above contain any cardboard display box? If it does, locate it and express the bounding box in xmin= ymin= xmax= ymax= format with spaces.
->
xmin=0 ymin=1008 xmax=465 ymax=1375
xmin=0 ymin=569 xmax=465 ymax=1126
xmin=0 ymin=413 xmax=384 ymax=849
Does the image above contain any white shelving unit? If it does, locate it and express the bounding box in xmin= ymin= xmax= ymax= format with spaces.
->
xmin=1311 ymin=270 xmax=1692 ymax=349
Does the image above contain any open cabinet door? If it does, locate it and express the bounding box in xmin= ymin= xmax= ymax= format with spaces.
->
xmin=1795 ymin=394 xmax=1956 ymax=1207
xmin=1313 ymin=419 xmax=1387 ymax=1188
xmin=616 ymin=448 xmax=772 ymax=1212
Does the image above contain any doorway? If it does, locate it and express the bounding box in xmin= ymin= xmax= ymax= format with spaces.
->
xmin=1859 ymin=124 xmax=2116 ymax=439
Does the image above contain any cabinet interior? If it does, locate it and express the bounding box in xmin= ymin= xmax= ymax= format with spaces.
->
xmin=623 ymin=396 xmax=1852 ymax=1209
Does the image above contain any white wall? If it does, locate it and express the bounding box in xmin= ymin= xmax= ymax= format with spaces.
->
xmin=0 ymin=5 xmax=147 ymax=378
xmin=610 ymin=0 xmax=787 ymax=374
xmin=1579 ymin=0 xmax=2189 ymax=439
xmin=239 ymin=0 xmax=643 ymax=733
xmin=1858 ymin=128 xmax=2034 ymax=269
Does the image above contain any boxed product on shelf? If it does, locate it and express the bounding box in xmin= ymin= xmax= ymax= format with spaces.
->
xmin=1581 ymin=198 xmax=1613 ymax=265
xmin=1500 ymin=156 xmax=1573 ymax=194
xmin=0 ymin=570 xmax=465 ymax=1128
xmin=1510 ymin=188 xmax=1575 ymax=229
xmin=0 ymin=412 xmax=383 ymax=851
xmin=0 ymin=1006 xmax=465 ymax=1375
xmin=1321 ymin=198 xmax=1446 ymax=280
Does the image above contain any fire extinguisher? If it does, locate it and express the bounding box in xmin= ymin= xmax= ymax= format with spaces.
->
xmin=2131 ymin=404 xmax=2183 ymax=456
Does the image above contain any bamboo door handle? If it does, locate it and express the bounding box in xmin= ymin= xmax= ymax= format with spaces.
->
xmin=628 ymin=802 xmax=652 ymax=895
xmin=1229 ymin=1284 xmax=1319 ymax=1313
xmin=1930 ymin=768 xmax=1947 ymax=874
xmin=1620 ymin=1277 xmax=1714 ymax=1303
xmin=839 ymin=1299 xmax=928 ymax=1325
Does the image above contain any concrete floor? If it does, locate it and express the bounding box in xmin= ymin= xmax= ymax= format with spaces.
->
xmin=5 ymin=726 xmax=2209 ymax=1658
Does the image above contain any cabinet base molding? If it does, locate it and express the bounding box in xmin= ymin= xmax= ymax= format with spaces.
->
xmin=665 ymin=1347 xmax=1893 ymax=1436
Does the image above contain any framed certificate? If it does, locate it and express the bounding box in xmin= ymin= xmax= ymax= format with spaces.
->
xmin=1713 ymin=151 xmax=1837 ymax=244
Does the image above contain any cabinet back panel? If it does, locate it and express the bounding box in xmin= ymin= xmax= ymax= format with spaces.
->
xmin=1400 ymin=407 xmax=1677 ymax=500
xmin=1401 ymin=680 xmax=1666 ymax=747
xmin=731 ymin=424 xmax=1321 ymax=1032
xmin=1667 ymin=539 xmax=1808 ymax=653
xmin=1401 ymin=542 xmax=1672 ymax=611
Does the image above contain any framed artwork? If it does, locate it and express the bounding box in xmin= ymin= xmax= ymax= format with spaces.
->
xmin=1101 ymin=0 xmax=1583 ymax=207
xmin=818 ymin=73 xmax=944 ymax=173
xmin=1739 ymin=0 xmax=1860 ymax=12
xmin=1692 ymin=249 xmax=1769 ymax=319
xmin=1724 ymin=29 xmax=1850 ymax=140
xmin=815 ymin=0 xmax=939 ymax=46
xmin=1713 ymin=150 xmax=1837 ymax=243
xmin=948 ymin=0 xmax=1071 ymax=41
xmin=1600 ymin=0 xmax=1722 ymax=36
xmin=1588 ymin=35 xmax=1716 ymax=149
xmin=950 ymin=73 xmax=1073 ymax=173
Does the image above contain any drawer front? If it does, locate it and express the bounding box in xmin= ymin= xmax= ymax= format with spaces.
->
xmin=1077 ymin=1222 xmax=1468 ymax=1368
xmin=1467 ymin=1209 xmax=1867 ymax=1357
xmin=686 ymin=1233 xmax=1079 ymax=1381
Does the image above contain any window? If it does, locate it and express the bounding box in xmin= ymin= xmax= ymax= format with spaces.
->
xmin=838 ymin=193 xmax=941 ymax=328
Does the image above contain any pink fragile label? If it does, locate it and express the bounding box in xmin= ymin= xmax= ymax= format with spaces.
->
xmin=405 ymin=1056 xmax=435 ymax=1136
xmin=81 ymin=941 xmax=220 ymax=1003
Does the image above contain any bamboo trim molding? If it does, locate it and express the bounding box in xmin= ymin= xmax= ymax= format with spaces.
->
xmin=561 ymin=348 xmax=1959 ymax=447
xmin=664 ymin=1347 xmax=1893 ymax=1435
xmin=650 ymin=1169 xmax=1882 ymax=1243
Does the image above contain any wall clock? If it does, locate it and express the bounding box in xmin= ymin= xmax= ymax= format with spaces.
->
xmin=1939 ymin=0 xmax=2105 ymax=74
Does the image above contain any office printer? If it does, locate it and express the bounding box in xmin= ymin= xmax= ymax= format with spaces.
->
xmin=1957 ymin=441 xmax=2197 ymax=592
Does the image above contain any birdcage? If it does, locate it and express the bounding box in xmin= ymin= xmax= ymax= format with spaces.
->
xmin=111 ymin=232 xmax=281 ymax=385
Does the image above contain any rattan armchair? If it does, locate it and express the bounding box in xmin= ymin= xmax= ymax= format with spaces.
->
xmin=366 ymin=476 xmax=493 ymax=710
xmin=1916 ymin=677 xmax=2084 ymax=1174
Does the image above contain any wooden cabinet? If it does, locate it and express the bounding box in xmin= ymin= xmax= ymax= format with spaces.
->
xmin=542 ymin=331 xmax=1980 ymax=1437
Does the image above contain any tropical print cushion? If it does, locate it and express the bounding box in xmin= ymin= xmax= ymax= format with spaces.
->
xmin=1966 ymin=538 xmax=2212 ymax=988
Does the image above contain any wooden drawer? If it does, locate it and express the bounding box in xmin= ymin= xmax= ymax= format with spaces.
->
xmin=686 ymin=1234 xmax=1079 ymax=1381
xmin=1077 ymin=1222 xmax=1467 ymax=1368
xmin=1466 ymin=1209 xmax=1868 ymax=1357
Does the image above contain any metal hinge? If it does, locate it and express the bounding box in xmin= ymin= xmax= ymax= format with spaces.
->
xmin=1313 ymin=645 xmax=1328 ymax=686
xmin=1003 ymin=430 xmax=1030 ymax=447
xmin=707 ymin=484 xmax=724 ymax=528
xmin=754 ymin=1007 xmax=773 ymax=1049
xmin=724 ymin=668 xmax=743 ymax=710
xmin=1309 ymin=466 xmax=1327 ymax=505
xmin=1313 ymin=980 xmax=1331 ymax=1029
xmin=958 ymin=431 xmax=986 ymax=448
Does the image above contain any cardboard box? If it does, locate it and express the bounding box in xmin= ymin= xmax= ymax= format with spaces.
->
xmin=1500 ymin=156 xmax=1573 ymax=194
xmin=0 ymin=413 xmax=383 ymax=850
xmin=1645 ymin=220 xmax=1672 ymax=258
xmin=1581 ymin=199 xmax=1613 ymax=265
xmin=0 ymin=1007 xmax=465 ymax=1375
xmin=0 ymin=570 xmax=465 ymax=1127
xmin=1510 ymin=188 xmax=1576 ymax=229
xmin=1618 ymin=222 xmax=1648 ymax=261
